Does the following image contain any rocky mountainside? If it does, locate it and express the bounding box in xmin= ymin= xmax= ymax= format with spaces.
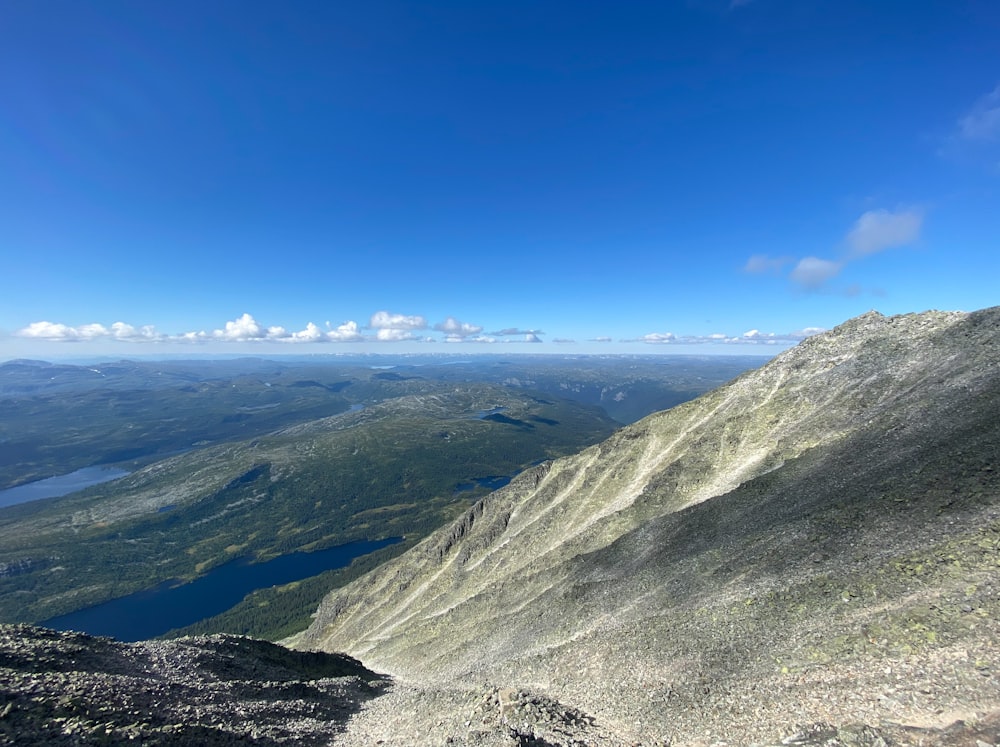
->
xmin=7 ymin=625 xmax=999 ymax=747
xmin=290 ymin=307 xmax=1000 ymax=745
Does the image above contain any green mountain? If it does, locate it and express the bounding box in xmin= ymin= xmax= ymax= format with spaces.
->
xmin=290 ymin=307 xmax=1000 ymax=745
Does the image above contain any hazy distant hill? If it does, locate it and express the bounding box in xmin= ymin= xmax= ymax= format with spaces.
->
xmin=0 ymin=354 xmax=759 ymax=490
xmin=291 ymin=307 xmax=1000 ymax=745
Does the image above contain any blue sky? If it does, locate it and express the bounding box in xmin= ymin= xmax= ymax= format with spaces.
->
xmin=1 ymin=0 xmax=997 ymax=358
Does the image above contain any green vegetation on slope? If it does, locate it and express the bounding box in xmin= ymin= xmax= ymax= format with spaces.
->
xmin=0 ymin=382 xmax=617 ymax=635
xmin=0 ymin=359 xmax=357 ymax=489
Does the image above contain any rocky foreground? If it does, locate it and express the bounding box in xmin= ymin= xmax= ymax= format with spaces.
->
xmin=0 ymin=623 xmax=383 ymax=745
xmin=1 ymin=623 xmax=1000 ymax=746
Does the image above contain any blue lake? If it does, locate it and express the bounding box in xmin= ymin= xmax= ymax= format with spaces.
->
xmin=0 ymin=466 xmax=131 ymax=509
xmin=42 ymin=537 xmax=403 ymax=641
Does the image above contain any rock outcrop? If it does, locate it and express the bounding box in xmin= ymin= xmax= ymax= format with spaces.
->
xmin=0 ymin=623 xmax=383 ymax=745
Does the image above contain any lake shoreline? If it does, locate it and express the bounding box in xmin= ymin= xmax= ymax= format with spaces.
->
xmin=0 ymin=466 xmax=131 ymax=509
xmin=41 ymin=536 xmax=404 ymax=641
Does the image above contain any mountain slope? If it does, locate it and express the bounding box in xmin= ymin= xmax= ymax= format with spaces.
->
xmin=294 ymin=307 xmax=1000 ymax=744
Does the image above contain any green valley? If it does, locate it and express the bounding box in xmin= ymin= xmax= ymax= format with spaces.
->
xmin=0 ymin=355 xmax=760 ymax=640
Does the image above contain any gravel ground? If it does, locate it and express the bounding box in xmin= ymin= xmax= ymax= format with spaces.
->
xmin=2 ymin=623 xmax=1000 ymax=746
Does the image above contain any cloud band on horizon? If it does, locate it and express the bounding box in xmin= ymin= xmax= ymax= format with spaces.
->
xmin=14 ymin=312 xmax=822 ymax=350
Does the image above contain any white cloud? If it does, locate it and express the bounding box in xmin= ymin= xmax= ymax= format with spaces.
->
xmin=958 ymin=85 xmax=1000 ymax=141
xmin=940 ymin=85 xmax=1000 ymax=172
xmin=744 ymin=254 xmax=792 ymax=275
xmin=846 ymin=208 xmax=923 ymax=257
xmin=17 ymin=321 xmax=108 ymax=340
xmin=325 ymin=320 xmax=363 ymax=342
xmin=18 ymin=322 xmax=74 ymax=339
xmin=632 ymin=325 xmax=823 ymax=346
xmin=443 ymin=333 xmax=498 ymax=344
xmin=376 ymin=328 xmax=417 ymax=342
xmin=433 ymin=316 xmax=483 ymax=337
xmin=789 ymin=257 xmax=843 ymax=289
xmin=111 ymin=322 xmax=162 ymax=341
xmin=17 ymin=314 xmax=366 ymax=346
xmin=205 ymin=313 xmax=370 ymax=343
xmin=17 ymin=320 xmax=168 ymax=343
xmin=14 ymin=311 xmax=830 ymax=353
xmin=734 ymin=326 xmax=824 ymax=343
xmin=745 ymin=207 xmax=923 ymax=293
xmin=369 ymin=311 xmax=427 ymax=330
xmin=77 ymin=323 xmax=110 ymax=339
xmin=750 ymin=330 xmax=819 ymax=343
xmin=491 ymin=327 xmax=544 ymax=337
xmin=213 ymin=313 xmax=269 ymax=341
xmin=641 ymin=332 xmax=676 ymax=344
xmin=289 ymin=323 xmax=324 ymax=342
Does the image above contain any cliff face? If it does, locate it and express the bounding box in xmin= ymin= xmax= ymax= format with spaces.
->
xmin=295 ymin=307 xmax=1000 ymax=744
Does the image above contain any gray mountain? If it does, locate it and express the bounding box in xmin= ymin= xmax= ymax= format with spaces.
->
xmin=290 ymin=307 xmax=1000 ymax=745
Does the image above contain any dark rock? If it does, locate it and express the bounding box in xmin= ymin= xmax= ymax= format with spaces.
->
xmin=0 ymin=623 xmax=384 ymax=746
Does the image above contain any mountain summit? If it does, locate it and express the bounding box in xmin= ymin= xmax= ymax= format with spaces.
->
xmin=294 ymin=307 xmax=1000 ymax=745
